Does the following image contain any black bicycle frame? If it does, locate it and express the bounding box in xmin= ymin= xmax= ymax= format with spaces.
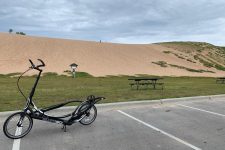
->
xmin=29 ymin=70 xmax=42 ymax=102
xmin=20 ymin=59 xmax=104 ymax=127
xmin=23 ymin=69 xmax=42 ymax=113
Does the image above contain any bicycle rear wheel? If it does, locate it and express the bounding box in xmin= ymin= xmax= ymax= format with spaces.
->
xmin=79 ymin=105 xmax=97 ymax=125
xmin=3 ymin=112 xmax=33 ymax=139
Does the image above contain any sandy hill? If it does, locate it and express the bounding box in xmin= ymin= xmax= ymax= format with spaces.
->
xmin=0 ymin=32 xmax=225 ymax=77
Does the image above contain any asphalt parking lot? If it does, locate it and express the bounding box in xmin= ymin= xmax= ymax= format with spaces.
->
xmin=1 ymin=95 xmax=225 ymax=150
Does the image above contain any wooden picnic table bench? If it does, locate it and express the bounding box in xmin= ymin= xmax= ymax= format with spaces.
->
xmin=128 ymin=77 xmax=164 ymax=90
xmin=216 ymin=77 xmax=225 ymax=84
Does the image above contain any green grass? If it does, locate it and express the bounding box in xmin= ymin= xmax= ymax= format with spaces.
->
xmin=0 ymin=74 xmax=225 ymax=112
xmin=63 ymin=71 xmax=93 ymax=77
xmin=214 ymin=64 xmax=225 ymax=71
xmin=194 ymin=55 xmax=214 ymax=68
xmin=194 ymin=55 xmax=225 ymax=71
xmin=168 ymin=64 xmax=215 ymax=73
xmin=158 ymin=41 xmax=225 ymax=66
xmin=152 ymin=61 xmax=214 ymax=73
xmin=163 ymin=50 xmax=186 ymax=60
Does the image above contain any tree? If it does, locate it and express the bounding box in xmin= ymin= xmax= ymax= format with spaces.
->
xmin=16 ymin=32 xmax=26 ymax=35
xmin=19 ymin=32 xmax=26 ymax=35
xmin=8 ymin=29 xmax=13 ymax=34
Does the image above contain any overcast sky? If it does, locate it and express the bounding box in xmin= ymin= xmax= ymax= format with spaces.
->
xmin=1 ymin=0 xmax=225 ymax=45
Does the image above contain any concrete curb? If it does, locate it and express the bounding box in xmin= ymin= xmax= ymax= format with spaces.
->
xmin=1 ymin=94 xmax=225 ymax=117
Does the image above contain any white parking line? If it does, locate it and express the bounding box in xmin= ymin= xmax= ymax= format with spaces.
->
xmin=178 ymin=104 xmax=225 ymax=117
xmin=12 ymin=127 xmax=22 ymax=150
xmin=117 ymin=110 xmax=202 ymax=150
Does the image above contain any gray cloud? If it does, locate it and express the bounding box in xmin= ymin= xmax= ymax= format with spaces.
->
xmin=1 ymin=0 xmax=225 ymax=45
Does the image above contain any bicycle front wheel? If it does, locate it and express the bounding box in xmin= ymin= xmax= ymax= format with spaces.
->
xmin=3 ymin=112 xmax=33 ymax=139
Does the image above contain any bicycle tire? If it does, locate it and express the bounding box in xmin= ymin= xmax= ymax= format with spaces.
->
xmin=3 ymin=112 xmax=33 ymax=139
xmin=79 ymin=105 xmax=97 ymax=125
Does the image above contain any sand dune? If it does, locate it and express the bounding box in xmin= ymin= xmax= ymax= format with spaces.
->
xmin=0 ymin=32 xmax=224 ymax=77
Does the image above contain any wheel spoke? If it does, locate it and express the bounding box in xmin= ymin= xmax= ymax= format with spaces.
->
xmin=80 ymin=106 xmax=97 ymax=125
xmin=7 ymin=127 xmax=17 ymax=131
xmin=3 ymin=112 xmax=33 ymax=139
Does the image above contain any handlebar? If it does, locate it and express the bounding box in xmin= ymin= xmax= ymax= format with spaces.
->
xmin=29 ymin=59 xmax=35 ymax=69
xmin=96 ymin=97 xmax=106 ymax=100
xmin=87 ymin=95 xmax=105 ymax=104
xmin=36 ymin=59 xmax=45 ymax=68
xmin=93 ymin=97 xmax=105 ymax=103
xmin=29 ymin=59 xmax=45 ymax=71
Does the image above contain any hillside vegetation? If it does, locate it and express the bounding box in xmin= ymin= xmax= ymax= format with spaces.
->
xmin=158 ymin=42 xmax=225 ymax=71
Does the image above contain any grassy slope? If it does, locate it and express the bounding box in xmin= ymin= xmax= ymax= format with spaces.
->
xmin=0 ymin=74 xmax=225 ymax=112
xmin=157 ymin=42 xmax=225 ymax=69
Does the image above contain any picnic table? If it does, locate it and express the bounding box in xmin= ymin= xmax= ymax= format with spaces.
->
xmin=128 ymin=77 xmax=164 ymax=90
xmin=216 ymin=77 xmax=225 ymax=84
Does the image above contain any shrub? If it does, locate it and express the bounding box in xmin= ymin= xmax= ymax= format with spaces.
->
xmin=215 ymin=64 xmax=225 ymax=71
xmin=163 ymin=51 xmax=171 ymax=54
xmin=16 ymin=32 xmax=26 ymax=35
xmin=152 ymin=61 xmax=168 ymax=67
